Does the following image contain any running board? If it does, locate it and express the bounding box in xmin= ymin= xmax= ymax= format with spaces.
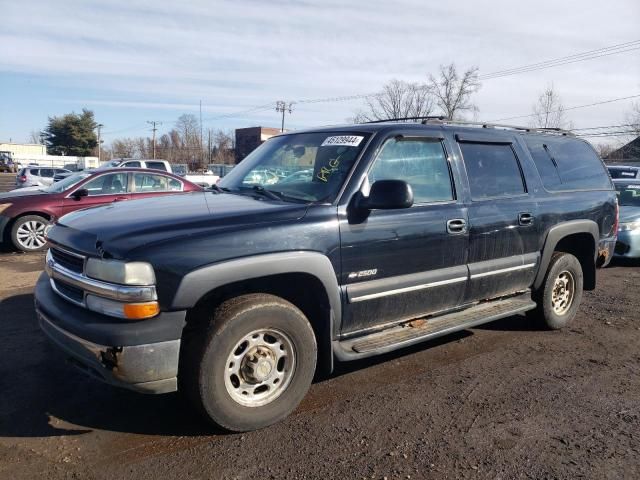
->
xmin=334 ymin=294 xmax=536 ymax=360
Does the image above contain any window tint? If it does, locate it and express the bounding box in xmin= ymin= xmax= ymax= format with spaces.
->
xmin=133 ymin=173 xmax=182 ymax=192
xmin=39 ymin=168 xmax=54 ymax=178
xmin=82 ymin=173 xmax=128 ymax=196
xmin=459 ymin=143 xmax=525 ymax=199
xmin=28 ymin=168 xmax=39 ymax=176
xmin=524 ymin=137 xmax=611 ymax=191
xmin=123 ymin=161 xmax=141 ymax=168
xmin=146 ymin=161 xmax=167 ymax=171
xmin=368 ymin=138 xmax=453 ymax=203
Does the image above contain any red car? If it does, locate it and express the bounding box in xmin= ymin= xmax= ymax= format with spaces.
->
xmin=0 ymin=168 xmax=203 ymax=252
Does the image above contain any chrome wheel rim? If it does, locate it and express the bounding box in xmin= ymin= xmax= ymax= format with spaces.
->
xmin=16 ymin=220 xmax=47 ymax=250
xmin=551 ymin=270 xmax=575 ymax=316
xmin=224 ymin=328 xmax=296 ymax=407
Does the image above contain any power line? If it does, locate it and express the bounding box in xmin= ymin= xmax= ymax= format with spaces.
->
xmin=572 ymin=123 xmax=637 ymax=131
xmin=479 ymin=41 xmax=640 ymax=80
xmin=294 ymin=40 xmax=640 ymax=105
xmin=490 ymin=93 xmax=640 ymax=122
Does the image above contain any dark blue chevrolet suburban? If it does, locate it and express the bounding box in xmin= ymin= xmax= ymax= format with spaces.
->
xmin=35 ymin=120 xmax=617 ymax=431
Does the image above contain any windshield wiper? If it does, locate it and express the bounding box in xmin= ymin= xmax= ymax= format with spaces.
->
xmin=251 ymin=185 xmax=284 ymax=201
xmin=209 ymin=184 xmax=231 ymax=194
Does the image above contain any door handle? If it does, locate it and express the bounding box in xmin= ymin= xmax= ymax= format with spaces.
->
xmin=519 ymin=212 xmax=534 ymax=226
xmin=113 ymin=197 xmax=128 ymax=202
xmin=447 ymin=218 xmax=467 ymax=234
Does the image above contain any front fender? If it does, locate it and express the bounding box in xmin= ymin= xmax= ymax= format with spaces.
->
xmin=171 ymin=251 xmax=342 ymax=324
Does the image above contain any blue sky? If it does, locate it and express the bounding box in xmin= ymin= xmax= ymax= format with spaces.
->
xmin=1 ymin=0 xmax=639 ymax=145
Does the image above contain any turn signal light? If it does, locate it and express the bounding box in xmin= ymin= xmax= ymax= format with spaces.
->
xmin=123 ymin=302 xmax=160 ymax=320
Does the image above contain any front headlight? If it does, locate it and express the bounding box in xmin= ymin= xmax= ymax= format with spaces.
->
xmin=618 ymin=221 xmax=640 ymax=232
xmin=85 ymin=258 xmax=156 ymax=285
xmin=0 ymin=203 xmax=12 ymax=214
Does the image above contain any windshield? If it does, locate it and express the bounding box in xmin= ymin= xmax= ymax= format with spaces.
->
xmin=45 ymin=172 xmax=92 ymax=193
xmin=615 ymin=183 xmax=640 ymax=207
xmin=219 ymin=132 xmax=370 ymax=202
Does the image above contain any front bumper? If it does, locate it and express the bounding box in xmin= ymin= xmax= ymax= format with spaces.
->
xmin=614 ymin=230 xmax=640 ymax=258
xmin=35 ymin=272 xmax=186 ymax=394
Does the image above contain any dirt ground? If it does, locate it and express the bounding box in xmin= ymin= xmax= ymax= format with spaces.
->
xmin=0 ymin=252 xmax=639 ymax=480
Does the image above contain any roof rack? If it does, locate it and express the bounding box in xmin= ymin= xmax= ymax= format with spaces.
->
xmin=364 ymin=116 xmax=575 ymax=136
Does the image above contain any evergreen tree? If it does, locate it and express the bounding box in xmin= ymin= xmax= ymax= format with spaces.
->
xmin=44 ymin=109 xmax=98 ymax=156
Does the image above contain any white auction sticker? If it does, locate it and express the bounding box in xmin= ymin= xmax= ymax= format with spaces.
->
xmin=321 ymin=135 xmax=364 ymax=147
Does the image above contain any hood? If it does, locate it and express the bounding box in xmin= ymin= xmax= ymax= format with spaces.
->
xmin=49 ymin=191 xmax=308 ymax=257
xmin=619 ymin=205 xmax=640 ymax=224
xmin=0 ymin=188 xmax=48 ymax=200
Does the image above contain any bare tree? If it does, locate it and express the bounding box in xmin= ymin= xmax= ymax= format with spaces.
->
xmin=28 ymin=130 xmax=44 ymax=144
xmin=353 ymin=79 xmax=434 ymax=122
xmin=626 ymin=101 xmax=640 ymax=136
xmin=593 ymin=143 xmax=615 ymax=159
xmin=530 ymin=84 xmax=571 ymax=129
xmin=428 ymin=64 xmax=480 ymax=120
xmin=210 ymin=130 xmax=235 ymax=164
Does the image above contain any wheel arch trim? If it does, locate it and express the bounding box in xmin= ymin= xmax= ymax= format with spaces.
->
xmin=172 ymin=251 xmax=342 ymax=327
xmin=534 ymin=220 xmax=599 ymax=290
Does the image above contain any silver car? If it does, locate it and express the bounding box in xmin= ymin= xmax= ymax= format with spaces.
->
xmin=15 ymin=167 xmax=71 ymax=188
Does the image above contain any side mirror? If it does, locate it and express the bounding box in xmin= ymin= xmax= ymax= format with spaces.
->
xmin=359 ymin=180 xmax=414 ymax=210
xmin=71 ymin=188 xmax=89 ymax=200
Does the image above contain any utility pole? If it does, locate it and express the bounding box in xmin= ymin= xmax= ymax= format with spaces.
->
xmin=200 ymin=100 xmax=205 ymax=170
xmin=147 ymin=121 xmax=162 ymax=159
xmin=208 ymin=129 xmax=212 ymax=164
xmin=96 ymin=123 xmax=104 ymax=161
xmin=276 ymin=101 xmax=294 ymax=132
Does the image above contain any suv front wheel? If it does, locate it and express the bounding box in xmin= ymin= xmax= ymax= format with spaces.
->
xmin=531 ymin=252 xmax=584 ymax=329
xmin=182 ymin=293 xmax=317 ymax=432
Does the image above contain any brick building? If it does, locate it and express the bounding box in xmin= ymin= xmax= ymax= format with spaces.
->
xmin=234 ymin=127 xmax=282 ymax=163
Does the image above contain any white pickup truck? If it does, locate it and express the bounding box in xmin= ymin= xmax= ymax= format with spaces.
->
xmin=99 ymin=159 xmax=220 ymax=187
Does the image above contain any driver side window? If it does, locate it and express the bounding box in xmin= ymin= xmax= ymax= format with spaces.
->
xmin=367 ymin=138 xmax=454 ymax=204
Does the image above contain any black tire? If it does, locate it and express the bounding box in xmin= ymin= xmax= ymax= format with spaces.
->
xmin=530 ymin=252 xmax=584 ymax=330
xmin=181 ymin=293 xmax=317 ymax=432
xmin=10 ymin=215 xmax=49 ymax=252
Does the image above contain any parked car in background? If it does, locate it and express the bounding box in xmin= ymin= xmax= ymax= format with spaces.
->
xmin=0 ymin=151 xmax=18 ymax=173
xmin=99 ymin=158 xmax=220 ymax=187
xmin=35 ymin=121 xmax=616 ymax=432
xmin=0 ymin=168 xmax=203 ymax=252
xmin=607 ymin=165 xmax=640 ymax=180
xmin=100 ymin=158 xmax=173 ymax=172
xmin=614 ymin=180 xmax=640 ymax=258
xmin=15 ymin=167 xmax=72 ymax=188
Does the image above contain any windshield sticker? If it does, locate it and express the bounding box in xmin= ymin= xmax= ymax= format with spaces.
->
xmin=321 ymin=135 xmax=364 ymax=147
xmin=316 ymin=158 xmax=341 ymax=183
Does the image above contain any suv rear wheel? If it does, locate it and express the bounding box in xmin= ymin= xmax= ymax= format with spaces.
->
xmin=11 ymin=215 xmax=49 ymax=252
xmin=531 ymin=252 xmax=584 ymax=329
xmin=182 ymin=293 xmax=317 ymax=432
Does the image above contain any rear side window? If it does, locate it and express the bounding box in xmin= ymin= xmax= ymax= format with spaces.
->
xmin=367 ymin=138 xmax=454 ymax=203
xmin=146 ymin=161 xmax=167 ymax=171
xmin=123 ymin=161 xmax=142 ymax=168
xmin=39 ymin=168 xmax=54 ymax=178
xmin=133 ymin=173 xmax=182 ymax=192
xmin=525 ymin=137 xmax=611 ymax=191
xmin=29 ymin=168 xmax=39 ymax=176
xmin=459 ymin=143 xmax=526 ymax=200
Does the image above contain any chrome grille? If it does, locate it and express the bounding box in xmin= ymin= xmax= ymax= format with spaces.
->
xmin=50 ymin=247 xmax=85 ymax=274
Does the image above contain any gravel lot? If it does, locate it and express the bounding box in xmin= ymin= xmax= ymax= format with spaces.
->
xmin=1 ymin=252 xmax=639 ymax=479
